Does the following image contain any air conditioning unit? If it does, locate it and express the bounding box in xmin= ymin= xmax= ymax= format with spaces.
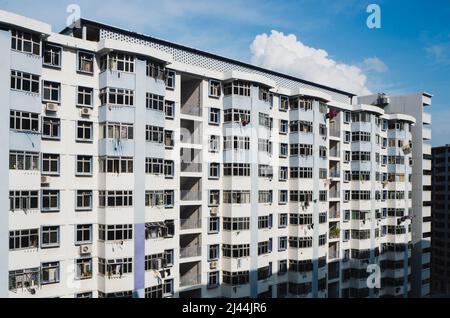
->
xmin=81 ymin=107 xmax=92 ymax=116
xmin=80 ymin=244 xmax=92 ymax=255
xmin=210 ymin=207 xmax=219 ymax=216
xmin=41 ymin=176 xmax=50 ymax=184
xmin=46 ymin=103 xmax=58 ymax=112
xmin=210 ymin=261 xmax=218 ymax=270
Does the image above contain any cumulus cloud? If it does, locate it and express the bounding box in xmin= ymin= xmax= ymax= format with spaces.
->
xmin=250 ymin=30 xmax=372 ymax=95
xmin=363 ymin=57 xmax=388 ymax=73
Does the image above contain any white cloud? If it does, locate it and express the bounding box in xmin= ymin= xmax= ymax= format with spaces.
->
xmin=363 ymin=57 xmax=388 ymax=73
xmin=426 ymin=43 xmax=450 ymax=64
xmin=250 ymin=30 xmax=372 ymax=95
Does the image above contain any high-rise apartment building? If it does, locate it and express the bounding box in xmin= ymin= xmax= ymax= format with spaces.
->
xmin=431 ymin=145 xmax=450 ymax=296
xmin=0 ymin=10 xmax=431 ymax=298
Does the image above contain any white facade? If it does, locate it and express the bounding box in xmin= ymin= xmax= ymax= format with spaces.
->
xmin=0 ymin=10 xmax=430 ymax=298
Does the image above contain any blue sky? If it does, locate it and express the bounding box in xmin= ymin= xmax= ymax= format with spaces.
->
xmin=1 ymin=0 xmax=449 ymax=146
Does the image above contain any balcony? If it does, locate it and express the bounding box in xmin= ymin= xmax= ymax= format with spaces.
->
xmin=180 ymin=274 xmax=201 ymax=288
xmin=181 ymin=75 xmax=202 ymax=117
xmin=180 ymin=190 xmax=202 ymax=201
xmin=329 ymin=128 xmax=340 ymax=138
xmin=180 ymin=246 xmax=202 ymax=259
xmin=422 ymin=127 xmax=431 ymax=140
xmin=181 ymin=218 xmax=202 ymax=231
xmin=180 ymin=120 xmax=202 ymax=145
xmin=423 ymin=112 xmax=431 ymax=125
xmin=181 ymin=162 xmax=202 ymax=173
xmin=180 ymin=205 xmax=202 ymax=231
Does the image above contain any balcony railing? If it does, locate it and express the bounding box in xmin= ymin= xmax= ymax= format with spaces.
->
xmin=181 ymin=105 xmax=202 ymax=117
xmin=329 ymin=211 xmax=340 ymax=219
xmin=329 ymin=249 xmax=340 ymax=260
xmin=180 ymin=246 xmax=201 ymax=259
xmin=180 ymin=190 xmax=202 ymax=201
xmin=180 ymin=274 xmax=201 ymax=287
xmin=329 ymin=128 xmax=340 ymax=138
xmin=329 ymin=191 xmax=340 ymax=199
xmin=329 ymin=149 xmax=340 ymax=157
xmin=181 ymin=162 xmax=202 ymax=173
xmin=180 ymin=218 xmax=202 ymax=230
xmin=330 ymin=171 xmax=340 ymax=178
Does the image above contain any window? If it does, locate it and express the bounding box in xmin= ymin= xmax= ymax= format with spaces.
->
xmin=76 ymin=258 xmax=93 ymax=280
xmin=145 ymin=190 xmax=174 ymax=208
xmin=209 ymin=190 xmax=220 ymax=207
xmin=208 ymin=245 xmax=220 ymax=261
xmin=99 ymin=191 xmax=133 ymax=207
xmin=42 ymin=190 xmax=59 ymax=212
xmin=223 ymin=191 xmax=251 ymax=204
xmin=145 ymin=285 xmax=163 ymax=298
xmin=43 ymin=44 xmax=61 ymax=68
xmin=279 ymin=96 xmax=289 ymax=111
xmin=223 ymin=80 xmax=251 ymax=97
xmin=100 ymin=88 xmax=134 ymax=107
xmin=9 ymin=151 xmax=39 ymax=171
xmin=208 ymin=271 xmax=220 ymax=288
xmin=41 ymin=226 xmax=59 ymax=248
xmin=100 ymin=52 xmax=135 ymax=73
xmin=76 ymin=121 xmax=93 ymax=142
xmin=258 ymin=216 xmax=270 ymax=229
xmin=208 ymin=217 xmax=220 ymax=234
xmin=41 ymin=262 xmax=60 ymax=285
xmin=165 ymin=70 xmax=175 ymax=89
xmin=279 ymin=190 xmax=288 ymax=204
xmin=279 ymin=167 xmax=288 ymax=181
xmin=259 ymin=87 xmax=270 ymax=103
xmin=76 ymin=224 xmax=92 ymax=245
xmin=163 ymin=130 xmax=174 ymax=150
xmin=76 ymin=155 xmax=93 ymax=176
xmin=222 ymin=245 xmax=250 ymax=258
xmin=76 ymin=292 xmax=93 ymax=298
xmin=209 ymin=135 xmax=220 ymax=152
xmin=279 ymin=237 xmax=288 ymax=251
xmin=9 ymin=191 xmax=39 ymax=211
xmin=280 ymin=120 xmax=288 ymax=134
xmin=279 ymin=214 xmax=288 ymax=228
xmin=76 ymin=190 xmax=93 ymax=211
xmin=146 ymin=93 xmax=164 ymax=111
xmin=223 ymin=218 xmax=250 ymax=231
xmin=319 ymin=146 xmax=327 ymax=158
xmin=209 ymin=108 xmax=220 ymax=125
xmin=78 ymin=51 xmax=94 ymax=74
xmin=164 ymin=279 xmax=174 ymax=296
xmin=100 ymin=157 xmax=133 ymax=174
xmin=10 ymin=70 xmax=39 ymax=93
xmin=258 ymin=241 xmax=270 ymax=255
xmin=145 ymin=158 xmax=163 ymax=175
xmin=10 ymin=111 xmax=39 ymax=132
xmin=290 ymin=120 xmax=313 ymax=133
xmin=258 ymin=139 xmax=272 ymax=154
xmin=223 ymin=109 xmax=250 ymax=124
xmin=222 ymin=271 xmax=250 ymax=285
xmin=259 ymin=165 xmax=273 ymax=178
xmin=164 ymin=160 xmax=175 ymax=178
xmin=145 ymin=60 xmax=165 ymax=80
xmin=43 ymin=81 xmax=60 ymax=103
xmin=280 ymin=143 xmax=288 ymax=158
xmin=77 ymin=87 xmax=93 ymax=107
xmin=145 ymin=125 xmax=164 ymax=143
xmin=223 ymin=136 xmax=250 ymax=151
xmin=341 ymin=131 xmax=351 ymax=144
xmin=42 ymin=153 xmax=59 ymax=175
xmin=289 ymin=97 xmax=313 ymax=111
xmin=9 ymin=229 xmax=39 ymax=250
xmin=208 ymin=162 xmax=220 ymax=179
xmin=209 ymin=80 xmax=221 ymax=98
xmin=344 ymin=151 xmax=351 ymax=162
xmin=11 ymin=29 xmax=40 ymax=55
xmin=223 ymin=163 xmax=250 ymax=177
xmin=99 ymin=224 xmax=133 ymax=241
xmin=100 ymin=123 xmax=134 ymax=140
xmin=42 ymin=117 xmax=60 ymax=140
xmin=259 ymin=191 xmax=273 ymax=204
xmin=99 ymin=258 xmax=133 ymax=277
xmin=290 ymin=144 xmax=313 ymax=157
xmin=344 ymin=111 xmax=351 ymax=124
xmin=259 ymin=113 xmax=273 ymax=130
xmin=165 ymin=100 xmax=175 ymax=119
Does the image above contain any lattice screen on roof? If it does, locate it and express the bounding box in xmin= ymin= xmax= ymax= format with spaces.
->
xmin=100 ymin=29 xmax=351 ymax=104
